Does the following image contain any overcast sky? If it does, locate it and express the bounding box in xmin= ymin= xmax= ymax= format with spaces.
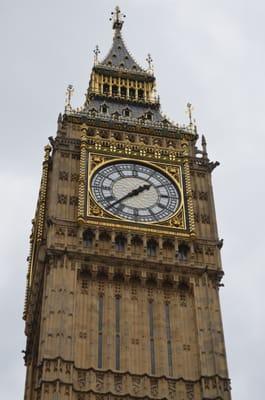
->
xmin=1 ymin=1 xmax=264 ymax=398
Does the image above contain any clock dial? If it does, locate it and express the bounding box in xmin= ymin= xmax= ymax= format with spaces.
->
xmin=90 ymin=161 xmax=180 ymax=223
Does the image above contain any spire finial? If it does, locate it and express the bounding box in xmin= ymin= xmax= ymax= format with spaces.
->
xmin=186 ymin=102 xmax=194 ymax=126
xmin=65 ymin=84 xmax=74 ymax=112
xmin=146 ymin=53 xmax=154 ymax=74
xmin=201 ymin=134 xmax=208 ymax=157
xmin=110 ymin=6 xmax=126 ymax=30
xmin=93 ymin=45 xmax=100 ymax=64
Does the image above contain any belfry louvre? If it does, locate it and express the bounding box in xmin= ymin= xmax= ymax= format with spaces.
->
xmin=23 ymin=7 xmax=231 ymax=400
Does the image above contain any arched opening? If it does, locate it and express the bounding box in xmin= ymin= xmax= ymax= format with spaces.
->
xmin=120 ymin=86 xmax=127 ymax=97
xmin=178 ymin=243 xmax=190 ymax=261
xmin=147 ymin=238 xmax=158 ymax=257
xmin=131 ymin=235 xmax=143 ymax=256
xmin=138 ymin=89 xmax=144 ymax=100
xmin=112 ymin=112 xmax=120 ymax=120
xmin=129 ymin=88 xmax=136 ymax=99
xmin=83 ymin=229 xmax=94 ymax=248
xmin=112 ymin=85 xmax=118 ymax=96
xmin=103 ymin=83 xmax=110 ymax=95
xmin=163 ymin=239 xmax=174 ymax=259
xmin=146 ymin=111 xmax=153 ymax=121
xmin=123 ymin=108 xmax=131 ymax=117
xmin=115 ymin=234 xmax=127 ymax=252
xmin=99 ymin=231 xmax=111 ymax=251
xmin=100 ymin=104 xmax=108 ymax=114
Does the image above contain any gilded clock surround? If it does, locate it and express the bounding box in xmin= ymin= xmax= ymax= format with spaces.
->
xmin=23 ymin=7 xmax=231 ymax=400
xmin=87 ymin=155 xmax=185 ymax=226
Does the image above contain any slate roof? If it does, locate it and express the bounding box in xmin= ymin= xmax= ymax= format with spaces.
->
xmin=84 ymin=97 xmax=167 ymax=123
xmin=99 ymin=28 xmax=145 ymax=74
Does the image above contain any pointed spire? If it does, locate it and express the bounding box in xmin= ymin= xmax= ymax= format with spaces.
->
xmin=97 ymin=6 xmax=146 ymax=74
xmin=110 ymin=6 xmax=126 ymax=31
xmin=201 ymin=134 xmax=208 ymax=157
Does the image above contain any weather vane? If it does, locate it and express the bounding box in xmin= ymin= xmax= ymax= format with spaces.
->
xmin=110 ymin=6 xmax=126 ymax=30
xmin=146 ymin=53 xmax=154 ymax=73
xmin=93 ymin=45 xmax=100 ymax=64
xmin=65 ymin=84 xmax=74 ymax=111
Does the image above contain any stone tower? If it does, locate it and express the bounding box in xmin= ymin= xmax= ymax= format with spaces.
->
xmin=23 ymin=7 xmax=231 ymax=400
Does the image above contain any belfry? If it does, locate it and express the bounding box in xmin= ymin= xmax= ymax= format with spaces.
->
xmin=23 ymin=7 xmax=231 ymax=400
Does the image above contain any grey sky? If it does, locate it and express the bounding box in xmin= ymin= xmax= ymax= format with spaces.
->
xmin=1 ymin=1 xmax=264 ymax=398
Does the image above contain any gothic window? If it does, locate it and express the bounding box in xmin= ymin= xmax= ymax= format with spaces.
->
xmin=163 ymin=239 xmax=174 ymax=259
xmin=115 ymin=296 xmax=121 ymax=370
xmin=103 ymin=83 xmax=109 ymax=94
xmin=165 ymin=303 xmax=173 ymax=376
xmin=115 ymin=234 xmax=126 ymax=252
xmin=148 ymin=301 xmax=156 ymax=375
xmin=83 ymin=229 xmax=94 ymax=247
xmin=162 ymin=118 xmax=170 ymax=126
xmin=147 ymin=239 xmax=157 ymax=257
xmin=120 ymin=62 xmax=124 ymax=68
xmin=90 ymin=108 xmax=98 ymax=116
xmin=99 ymin=231 xmax=111 ymax=250
xmin=121 ymin=86 xmax=127 ymax=97
xmin=138 ymin=89 xmax=144 ymax=100
xmin=112 ymin=85 xmax=118 ymax=96
xmin=146 ymin=111 xmax=153 ymax=121
xmin=112 ymin=112 xmax=120 ymax=120
xmin=131 ymin=235 xmax=143 ymax=255
xmin=98 ymin=295 xmax=104 ymax=368
xmin=123 ymin=107 xmax=131 ymax=117
xmin=129 ymin=88 xmax=136 ymax=99
xmin=100 ymin=104 xmax=108 ymax=114
xmin=178 ymin=243 xmax=190 ymax=261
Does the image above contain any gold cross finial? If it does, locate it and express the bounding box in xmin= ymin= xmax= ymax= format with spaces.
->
xmin=146 ymin=53 xmax=154 ymax=73
xmin=93 ymin=45 xmax=100 ymax=64
xmin=110 ymin=6 xmax=126 ymax=30
xmin=65 ymin=84 xmax=74 ymax=111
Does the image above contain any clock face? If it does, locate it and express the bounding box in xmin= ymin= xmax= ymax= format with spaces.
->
xmin=90 ymin=161 xmax=180 ymax=223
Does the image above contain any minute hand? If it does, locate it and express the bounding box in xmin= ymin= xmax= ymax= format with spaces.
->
xmin=108 ymin=184 xmax=151 ymax=208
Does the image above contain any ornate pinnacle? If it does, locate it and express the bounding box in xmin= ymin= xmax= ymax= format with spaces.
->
xmin=110 ymin=6 xmax=126 ymax=30
xmin=93 ymin=45 xmax=100 ymax=64
xmin=65 ymin=84 xmax=74 ymax=112
xmin=44 ymin=144 xmax=51 ymax=161
xmin=146 ymin=53 xmax=154 ymax=73
xmin=186 ymin=102 xmax=194 ymax=126
xmin=201 ymin=134 xmax=208 ymax=157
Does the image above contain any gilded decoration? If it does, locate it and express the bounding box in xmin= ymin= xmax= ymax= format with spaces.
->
xmin=83 ymin=152 xmax=187 ymax=233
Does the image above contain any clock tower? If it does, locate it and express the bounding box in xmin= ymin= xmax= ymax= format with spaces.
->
xmin=23 ymin=7 xmax=231 ymax=400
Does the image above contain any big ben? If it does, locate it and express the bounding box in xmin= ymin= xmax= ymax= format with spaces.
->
xmin=23 ymin=7 xmax=231 ymax=400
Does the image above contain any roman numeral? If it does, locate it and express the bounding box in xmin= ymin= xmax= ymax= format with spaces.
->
xmin=133 ymin=209 xmax=139 ymax=218
xmin=105 ymin=195 xmax=115 ymax=202
xmin=148 ymin=208 xmax=158 ymax=220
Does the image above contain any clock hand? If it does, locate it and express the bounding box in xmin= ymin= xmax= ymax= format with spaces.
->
xmin=108 ymin=184 xmax=151 ymax=208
